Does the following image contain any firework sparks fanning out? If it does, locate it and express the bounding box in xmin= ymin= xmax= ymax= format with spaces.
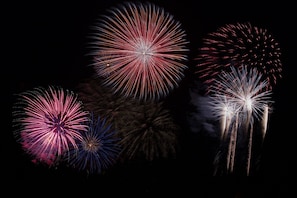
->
xmin=196 ymin=22 xmax=282 ymax=92
xmin=68 ymin=115 xmax=121 ymax=175
xmin=12 ymin=86 xmax=89 ymax=166
xmin=208 ymin=95 xmax=238 ymax=141
xmin=208 ymin=65 xmax=273 ymax=175
xmin=89 ymin=1 xmax=189 ymax=101
xmin=210 ymin=65 xmax=273 ymax=123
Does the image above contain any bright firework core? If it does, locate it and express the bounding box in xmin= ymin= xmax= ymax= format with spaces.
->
xmin=46 ymin=114 xmax=66 ymax=134
xmin=223 ymin=105 xmax=233 ymax=118
xmin=244 ymin=96 xmax=253 ymax=112
xmin=137 ymin=39 xmax=154 ymax=63
xmin=83 ymin=138 xmax=101 ymax=153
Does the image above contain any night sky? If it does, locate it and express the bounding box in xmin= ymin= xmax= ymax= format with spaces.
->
xmin=5 ymin=0 xmax=296 ymax=196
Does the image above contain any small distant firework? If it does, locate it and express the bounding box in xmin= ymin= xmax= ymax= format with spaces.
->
xmin=196 ymin=22 xmax=282 ymax=92
xmin=89 ymin=1 xmax=189 ymax=101
xmin=68 ymin=114 xmax=121 ymax=175
xmin=208 ymin=65 xmax=273 ymax=175
xmin=76 ymin=77 xmax=180 ymax=162
xmin=11 ymin=86 xmax=89 ymax=166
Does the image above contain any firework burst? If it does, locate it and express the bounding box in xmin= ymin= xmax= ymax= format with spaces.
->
xmin=12 ymin=86 xmax=89 ymax=166
xmin=208 ymin=65 xmax=273 ymax=175
xmin=89 ymin=1 xmax=189 ymax=101
xmin=196 ymin=22 xmax=282 ymax=92
xmin=210 ymin=65 xmax=273 ymax=123
xmin=68 ymin=114 xmax=121 ymax=175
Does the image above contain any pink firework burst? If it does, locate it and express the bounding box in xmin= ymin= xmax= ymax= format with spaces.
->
xmin=196 ymin=22 xmax=282 ymax=92
xmin=12 ymin=86 xmax=89 ymax=166
xmin=89 ymin=1 xmax=189 ymax=101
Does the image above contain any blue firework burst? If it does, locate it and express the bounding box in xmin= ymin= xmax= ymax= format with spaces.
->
xmin=68 ymin=114 xmax=121 ymax=174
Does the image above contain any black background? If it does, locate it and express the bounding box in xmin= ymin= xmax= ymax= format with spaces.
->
xmin=5 ymin=0 xmax=296 ymax=196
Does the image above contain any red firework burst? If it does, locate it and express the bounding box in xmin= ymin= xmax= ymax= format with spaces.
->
xmin=196 ymin=22 xmax=282 ymax=93
xmin=89 ymin=1 xmax=189 ymax=101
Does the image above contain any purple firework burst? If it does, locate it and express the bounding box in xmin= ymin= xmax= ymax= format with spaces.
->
xmin=68 ymin=114 xmax=121 ymax=175
xmin=196 ymin=22 xmax=282 ymax=92
xmin=89 ymin=1 xmax=189 ymax=101
xmin=12 ymin=86 xmax=89 ymax=166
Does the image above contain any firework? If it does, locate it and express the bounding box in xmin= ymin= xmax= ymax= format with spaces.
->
xmin=208 ymin=95 xmax=238 ymax=141
xmin=11 ymin=86 xmax=89 ymax=166
xmin=208 ymin=65 xmax=273 ymax=175
xmin=89 ymin=1 xmax=189 ymax=101
xmin=68 ymin=114 xmax=121 ymax=175
xmin=196 ymin=22 xmax=282 ymax=92
xmin=260 ymin=104 xmax=269 ymax=140
xmin=117 ymin=100 xmax=180 ymax=162
xmin=210 ymin=65 xmax=273 ymax=124
xmin=76 ymin=77 xmax=180 ymax=162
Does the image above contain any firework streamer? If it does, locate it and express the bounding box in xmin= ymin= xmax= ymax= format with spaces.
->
xmin=11 ymin=86 xmax=89 ymax=167
xmin=243 ymin=102 xmax=254 ymax=175
xmin=67 ymin=114 xmax=121 ymax=175
xmin=260 ymin=104 xmax=269 ymax=141
xmin=196 ymin=22 xmax=282 ymax=93
xmin=221 ymin=108 xmax=232 ymax=141
xmin=246 ymin=122 xmax=254 ymax=176
xmin=226 ymin=112 xmax=239 ymax=174
xmin=225 ymin=120 xmax=233 ymax=174
xmin=89 ymin=1 xmax=189 ymax=101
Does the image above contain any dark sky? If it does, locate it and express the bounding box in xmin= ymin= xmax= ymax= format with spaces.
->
xmin=5 ymin=0 xmax=296 ymax=196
